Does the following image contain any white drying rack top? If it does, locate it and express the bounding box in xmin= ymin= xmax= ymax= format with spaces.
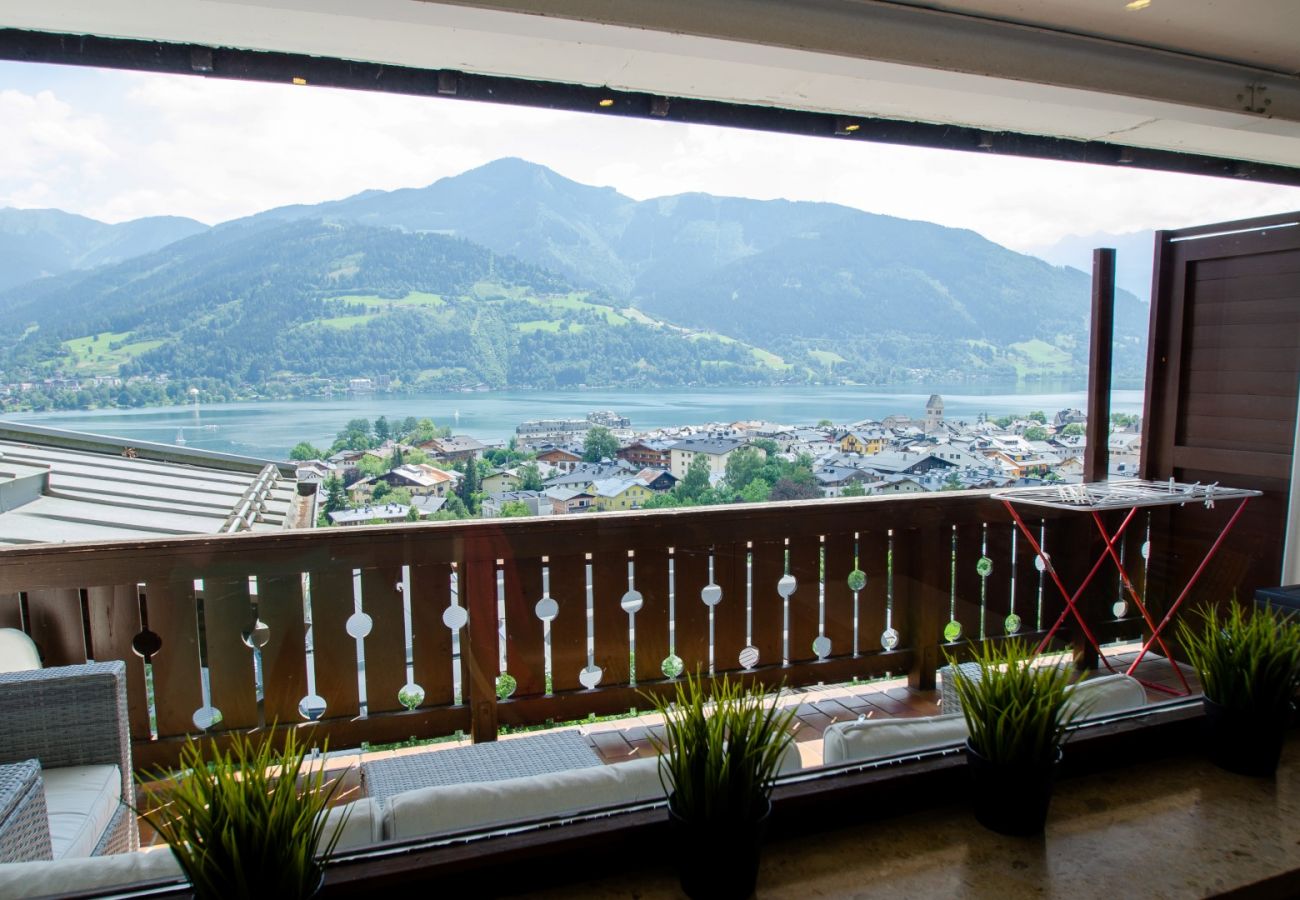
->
xmin=992 ymin=479 xmax=1261 ymax=512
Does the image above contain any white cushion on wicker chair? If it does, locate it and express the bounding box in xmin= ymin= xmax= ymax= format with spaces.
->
xmin=0 ymin=845 xmax=180 ymax=899
xmin=822 ymin=714 xmax=968 ymax=765
xmin=42 ymin=766 xmax=120 ymax=860
xmin=0 ymin=631 xmax=40 ymax=674
xmin=323 ymin=797 xmax=383 ymax=851
xmin=1066 ymin=674 xmax=1148 ymax=720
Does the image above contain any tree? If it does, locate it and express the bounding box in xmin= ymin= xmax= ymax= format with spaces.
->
xmin=817 ymin=418 xmax=834 ymax=427
xmin=750 ymin=438 xmax=779 ymax=457
xmin=739 ymin=477 xmax=772 ymax=503
xmin=458 ymin=459 xmax=480 ymax=511
xmin=405 ymin=448 xmax=429 ymax=465
xmin=372 ymin=481 xmax=392 ymax=502
xmin=321 ymin=476 xmax=348 ymax=514
xmin=499 ymin=501 xmax=531 ymax=517
xmin=374 ymin=415 xmax=391 ymax=442
xmin=399 ymin=416 xmax=419 ymax=437
xmin=356 ymin=454 xmax=387 ymax=477
xmin=1024 ymin=425 xmax=1049 ymax=442
xmin=677 ymin=454 xmax=713 ymax=502
xmin=941 ymin=470 xmax=963 ymax=491
xmin=1062 ymin=423 xmax=1086 ymax=436
xmin=583 ymin=425 xmax=619 ymax=462
xmin=519 ymin=462 xmax=544 ymax=491
xmin=289 ymin=441 xmax=323 ymax=461
xmin=841 ymin=480 xmax=866 ymax=497
xmin=405 ymin=504 xmax=421 ymax=522
xmin=770 ymin=477 xmax=821 ymax=502
xmin=724 ymin=447 xmax=766 ymax=492
xmin=1027 ymin=410 xmax=1047 ymax=424
xmin=994 ymin=415 xmax=1014 ymax=429
xmin=441 ymin=495 xmax=469 ymax=518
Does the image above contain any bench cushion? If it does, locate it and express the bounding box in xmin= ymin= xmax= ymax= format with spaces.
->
xmin=0 ymin=845 xmax=180 ymax=899
xmin=42 ymin=765 xmax=120 ymax=860
xmin=823 ymin=714 xmax=968 ymax=765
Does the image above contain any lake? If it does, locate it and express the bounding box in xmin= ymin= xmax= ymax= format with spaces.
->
xmin=4 ymin=381 xmax=1143 ymax=461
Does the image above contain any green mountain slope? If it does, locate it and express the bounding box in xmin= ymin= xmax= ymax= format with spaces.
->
xmin=0 ymin=219 xmax=788 ymax=390
xmin=247 ymin=158 xmax=1148 ymax=379
xmin=0 ymin=208 xmax=208 ymax=292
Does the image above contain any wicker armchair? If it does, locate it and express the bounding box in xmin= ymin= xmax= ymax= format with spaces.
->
xmin=0 ymin=661 xmax=138 ymax=860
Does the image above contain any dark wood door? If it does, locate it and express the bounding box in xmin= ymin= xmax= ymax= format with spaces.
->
xmin=1142 ymin=212 xmax=1300 ymax=609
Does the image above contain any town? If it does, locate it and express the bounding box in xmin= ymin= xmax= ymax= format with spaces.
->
xmin=293 ymin=395 xmax=1143 ymax=527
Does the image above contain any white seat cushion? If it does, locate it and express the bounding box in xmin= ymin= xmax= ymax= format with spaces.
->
xmin=1067 ymin=673 xmax=1148 ymax=720
xmin=387 ymin=742 xmax=802 ymax=842
xmin=822 ymin=713 xmax=968 ymax=765
xmin=0 ymin=846 xmax=180 ymax=899
xmin=322 ymin=797 xmax=382 ymax=852
xmin=0 ymin=629 xmax=41 ymax=673
xmin=41 ymin=765 xmax=121 ymax=859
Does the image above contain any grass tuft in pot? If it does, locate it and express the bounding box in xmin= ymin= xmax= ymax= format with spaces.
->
xmin=646 ymin=671 xmax=796 ymax=899
xmin=138 ymin=729 xmax=348 ymax=900
xmin=948 ymin=639 xmax=1084 ymax=835
xmin=1177 ymin=601 xmax=1300 ymax=776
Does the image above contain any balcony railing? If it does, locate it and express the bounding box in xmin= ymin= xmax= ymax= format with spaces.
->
xmin=0 ymin=491 xmax=1148 ymax=771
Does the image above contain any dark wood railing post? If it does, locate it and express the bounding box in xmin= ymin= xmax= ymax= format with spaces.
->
xmin=904 ymin=525 xmax=947 ymax=691
xmin=1085 ymin=246 xmax=1116 ymax=483
xmin=462 ymin=541 xmax=500 ymax=743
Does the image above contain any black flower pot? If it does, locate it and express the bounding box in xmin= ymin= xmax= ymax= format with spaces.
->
xmin=667 ymin=796 xmax=771 ymax=900
xmin=965 ymin=740 xmax=1060 ymax=836
xmin=1203 ymin=697 xmax=1291 ymax=777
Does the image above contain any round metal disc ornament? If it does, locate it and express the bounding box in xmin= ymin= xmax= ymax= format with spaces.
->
xmin=535 ymin=595 xmax=559 ymax=621
xmin=442 ymin=604 xmax=468 ymax=630
xmin=1112 ymin=600 xmax=1128 ymax=619
xmin=661 ymin=655 xmax=684 ymax=679
xmin=1004 ymin=613 xmax=1022 ymax=634
xmin=345 ymin=612 xmax=373 ymax=639
xmin=738 ymin=646 xmax=760 ymax=669
xmin=880 ymin=627 xmax=899 ymax=651
xmin=943 ymin=620 xmax=963 ymax=642
xmin=579 ymin=665 xmax=603 ymax=689
xmin=241 ymin=619 xmax=269 ymax=649
xmin=1034 ymin=554 xmax=1048 ymax=573
xmin=620 ymin=590 xmax=644 ymax=614
xmin=777 ymin=574 xmax=797 ymax=598
xmin=847 ymin=569 xmax=867 ymax=593
xmin=976 ymin=557 xmax=993 ymax=578
xmin=1141 ymin=541 xmax=1151 ymax=560
xmin=700 ymin=584 xmax=722 ymax=606
xmin=298 ymin=694 xmax=326 ymax=721
xmin=812 ymin=636 xmax=831 ymax=659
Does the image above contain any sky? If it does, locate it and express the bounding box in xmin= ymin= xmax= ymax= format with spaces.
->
xmin=3 ymin=60 xmax=1300 ymax=257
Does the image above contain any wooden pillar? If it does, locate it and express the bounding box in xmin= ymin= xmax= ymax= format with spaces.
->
xmin=905 ymin=526 xmax=948 ymax=691
xmin=1085 ymin=247 xmax=1116 ymax=484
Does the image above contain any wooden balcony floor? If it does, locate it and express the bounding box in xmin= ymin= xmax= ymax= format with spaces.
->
xmin=136 ymin=645 xmax=1197 ymax=847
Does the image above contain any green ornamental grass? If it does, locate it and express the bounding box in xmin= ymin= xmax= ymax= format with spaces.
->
xmin=139 ymin=729 xmax=348 ymax=900
xmin=646 ymin=672 xmax=796 ymax=824
xmin=1178 ymin=601 xmax=1300 ymax=714
xmin=948 ymin=639 xmax=1082 ymax=765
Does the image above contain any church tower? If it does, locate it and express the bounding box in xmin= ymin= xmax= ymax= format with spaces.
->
xmin=925 ymin=394 xmax=944 ymax=432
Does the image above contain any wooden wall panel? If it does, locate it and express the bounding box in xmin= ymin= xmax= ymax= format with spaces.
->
xmin=308 ymin=568 xmax=360 ymax=720
xmin=257 ymin=573 xmax=309 ymax=725
xmin=546 ymin=555 xmax=587 ymax=693
xmin=712 ymin=543 xmax=748 ymax=673
xmin=24 ymin=588 xmax=86 ymax=666
xmin=749 ymin=539 xmax=784 ymax=668
xmin=201 ymin=576 xmax=258 ymax=730
xmin=85 ymin=584 xmax=150 ymax=741
xmin=632 ymin=548 xmax=670 ymax=683
xmin=145 ymin=579 xmax=203 ymax=738
xmin=671 ymin=547 xmax=710 ymax=674
xmin=409 ymin=563 xmax=455 ymax=707
xmin=360 ymin=566 xmax=407 ymax=714
xmin=590 ymin=551 xmax=630 ymax=688
xmin=821 ymin=532 xmax=855 ymax=658
xmin=787 ymin=535 xmax=821 ymax=663
xmin=501 ymin=557 xmax=545 ymax=698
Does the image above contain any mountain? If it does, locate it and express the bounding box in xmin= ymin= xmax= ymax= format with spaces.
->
xmin=244 ymin=158 xmax=1149 ymax=380
xmin=0 ymin=218 xmax=787 ymax=392
xmin=0 ymin=159 xmax=1150 ymax=398
xmin=1026 ymin=230 xmax=1155 ymax=302
xmin=0 ymin=208 xmax=209 ymax=292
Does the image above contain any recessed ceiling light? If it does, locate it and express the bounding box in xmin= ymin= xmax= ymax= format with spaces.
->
xmin=292 ymin=76 xmax=308 ymax=85
xmin=598 ymin=98 xmax=615 ymax=108
xmin=1125 ymin=0 xmax=1151 ymax=10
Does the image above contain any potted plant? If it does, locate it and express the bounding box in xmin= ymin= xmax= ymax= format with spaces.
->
xmin=948 ymin=638 xmax=1083 ymax=836
xmin=1177 ymin=601 xmax=1300 ymax=777
xmin=138 ymin=729 xmax=348 ymax=900
xmin=646 ymin=672 xmax=796 ymax=900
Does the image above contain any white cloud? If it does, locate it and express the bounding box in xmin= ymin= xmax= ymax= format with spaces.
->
xmin=1 ymin=65 xmax=1298 ymax=252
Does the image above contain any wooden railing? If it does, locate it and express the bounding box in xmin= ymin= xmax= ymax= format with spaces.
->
xmin=0 ymin=491 xmax=1150 ymax=771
